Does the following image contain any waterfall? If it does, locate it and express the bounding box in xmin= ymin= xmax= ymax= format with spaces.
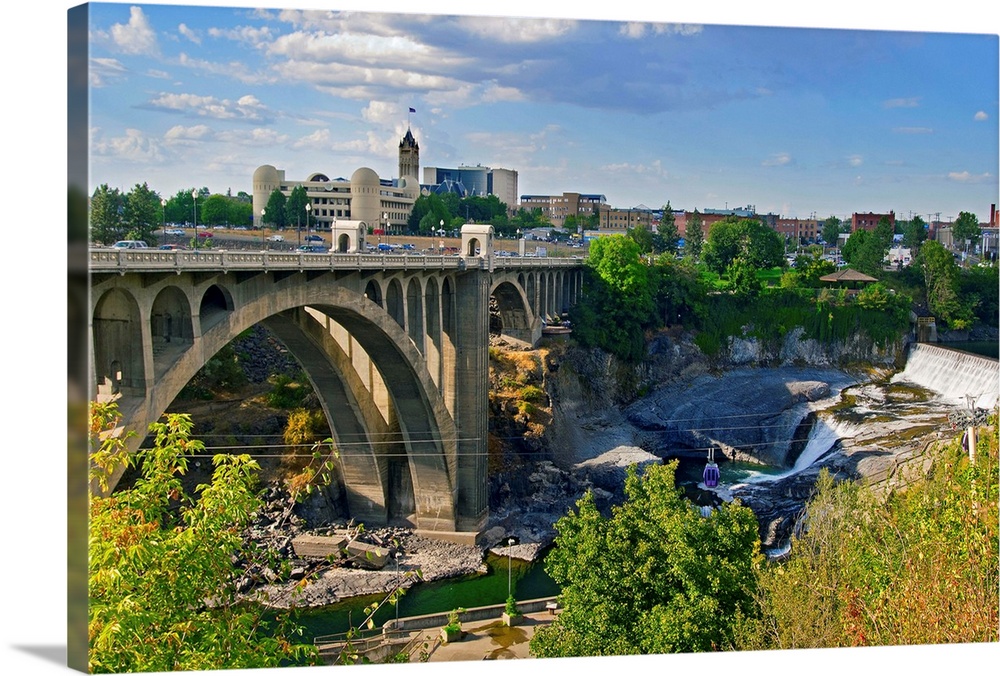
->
xmin=745 ymin=416 xmax=860 ymax=483
xmin=893 ymin=343 xmax=999 ymax=409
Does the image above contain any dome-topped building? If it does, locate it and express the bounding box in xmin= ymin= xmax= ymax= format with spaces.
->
xmin=251 ymin=129 xmax=423 ymax=232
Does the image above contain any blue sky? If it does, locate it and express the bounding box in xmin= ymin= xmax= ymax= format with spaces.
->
xmin=82 ymin=1 xmax=998 ymax=222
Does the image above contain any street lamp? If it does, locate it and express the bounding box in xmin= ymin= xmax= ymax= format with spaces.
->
xmin=439 ymin=219 xmax=445 ymax=253
xmin=160 ymin=198 xmax=166 ymax=246
xmin=305 ymin=202 xmax=311 ymax=237
xmin=192 ymin=190 xmax=198 ymax=247
xmin=507 ymin=537 xmax=515 ymax=600
xmin=394 ymin=552 xmax=401 ymax=628
xmin=383 ymin=212 xmax=389 ymax=248
xmin=261 ymin=208 xmax=266 ymax=250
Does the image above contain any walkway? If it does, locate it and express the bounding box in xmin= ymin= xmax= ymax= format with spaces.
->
xmin=421 ymin=609 xmax=554 ymax=661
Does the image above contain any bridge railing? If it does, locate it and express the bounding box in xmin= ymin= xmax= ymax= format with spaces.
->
xmin=89 ymin=248 xmax=584 ymax=273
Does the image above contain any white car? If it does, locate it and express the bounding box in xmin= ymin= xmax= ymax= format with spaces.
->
xmin=165 ymin=228 xmax=186 ymax=236
xmin=267 ymin=234 xmax=284 ymax=242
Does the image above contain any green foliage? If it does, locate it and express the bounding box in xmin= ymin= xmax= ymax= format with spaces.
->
xmin=518 ymin=384 xmax=545 ymax=403
xmin=684 ymin=210 xmax=705 ymax=261
xmin=90 ymin=184 xmax=126 ymax=245
xmin=822 ymin=216 xmax=843 ymax=247
xmin=842 ymin=220 xmax=892 ymax=278
xmin=726 ymin=257 xmax=762 ymax=298
xmin=88 ymin=410 xmax=318 ymax=672
xmin=656 ymin=202 xmax=680 ymax=253
xmin=921 ymin=240 xmax=975 ymax=330
xmin=505 ymin=595 xmax=521 ymax=617
xmin=952 ymin=210 xmax=981 ymax=246
xmin=901 ymin=215 xmax=928 ymax=253
xmin=264 ymin=188 xmax=288 ymax=229
xmin=959 ymin=263 xmax=999 ymax=325
xmin=854 ymin=282 xmax=894 ymax=311
xmin=267 ymin=373 xmax=310 ymax=409
xmin=740 ymin=424 xmax=998 ymax=649
xmin=569 ymin=236 xmax=655 ymax=362
xmin=703 ymin=217 xmax=784 ymax=275
xmin=530 ymin=463 xmax=762 ymax=657
xmin=179 ymin=344 xmax=247 ymax=400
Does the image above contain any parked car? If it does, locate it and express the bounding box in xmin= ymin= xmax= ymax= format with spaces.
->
xmin=197 ymin=231 xmax=213 ymax=238
xmin=297 ymin=244 xmax=327 ymax=253
xmin=267 ymin=234 xmax=284 ymax=242
xmin=304 ymin=234 xmax=324 ymax=242
xmin=158 ymin=244 xmax=186 ymax=250
xmin=165 ymin=228 xmax=186 ymax=236
xmin=112 ymin=240 xmax=149 ymax=249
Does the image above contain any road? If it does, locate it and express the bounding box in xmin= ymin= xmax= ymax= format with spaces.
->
xmin=152 ymin=226 xmax=588 ymax=257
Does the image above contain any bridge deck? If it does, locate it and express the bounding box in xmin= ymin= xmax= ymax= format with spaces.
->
xmin=89 ymin=248 xmax=583 ymax=273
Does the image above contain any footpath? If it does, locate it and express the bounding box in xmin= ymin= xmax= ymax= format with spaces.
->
xmin=316 ymin=599 xmax=559 ymax=663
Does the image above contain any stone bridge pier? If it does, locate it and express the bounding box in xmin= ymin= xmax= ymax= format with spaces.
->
xmin=88 ymin=225 xmax=583 ymax=542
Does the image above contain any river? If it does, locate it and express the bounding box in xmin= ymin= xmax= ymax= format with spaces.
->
xmin=295 ymin=552 xmax=558 ymax=640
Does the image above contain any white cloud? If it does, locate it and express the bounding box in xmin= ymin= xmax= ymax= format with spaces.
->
xmin=481 ymin=82 xmax=525 ymax=103
xmin=362 ymin=101 xmax=402 ymax=125
xmin=601 ymin=160 xmax=667 ymax=178
xmin=215 ymin=128 xmax=289 ymax=146
xmin=947 ymin=170 xmax=994 ymax=184
xmin=848 ymin=155 xmax=864 ymax=167
xmin=457 ymin=16 xmax=577 ymax=43
xmin=763 ymin=152 xmax=793 ymax=167
xmin=619 ymin=22 xmax=703 ymax=39
xmin=110 ymin=6 xmax=158 ymax=56
xmin=163 ymin=124 xmax=212 ymax=143
xmin=91 ymin=128 xmax=163 ymax=162
xmin=974 ymin=110 xmax=988 ymax=121
xmin=89 ymin=57 xmax=128 ymax=87
xmin=147 ymin=92 xmax=271 ymax=122
xmin=291 ymin=128 xmax=332 ymax=149
xmin=883 ymin=97 xmax=920 ymax=108
xmin=178 ymin=23 xmax=201 ymax=45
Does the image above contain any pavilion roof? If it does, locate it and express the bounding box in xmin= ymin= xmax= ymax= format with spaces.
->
xmin=819 ymin=268 xmax=878 ymax=283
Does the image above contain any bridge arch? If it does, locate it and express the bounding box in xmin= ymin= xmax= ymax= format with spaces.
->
xmin=489 ymin=278 xmax=538 ymax=346
xmin=93 ymin=287 xmax=144 ymax=398
xmin=97 ymin=279 xmax=461 ymax=532
xmin=150 ymin=286 xmax=193 ymax=346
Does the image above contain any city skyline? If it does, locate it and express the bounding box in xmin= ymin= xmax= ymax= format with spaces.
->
xmin=84 ymin=2 xmax=998 ymax=224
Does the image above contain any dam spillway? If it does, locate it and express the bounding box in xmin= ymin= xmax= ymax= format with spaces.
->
xmin=893 ymin=343 xmax=999 ymax=410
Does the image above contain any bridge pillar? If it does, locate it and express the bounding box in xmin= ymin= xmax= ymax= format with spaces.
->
xmin=447 ymin=269 xmax=490 ymax=535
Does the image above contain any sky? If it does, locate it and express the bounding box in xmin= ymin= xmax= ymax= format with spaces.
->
xmin=1 ymin=4 xmax=999 ymax=676
xmin=81 ymin=1 xmax=999 ymax=223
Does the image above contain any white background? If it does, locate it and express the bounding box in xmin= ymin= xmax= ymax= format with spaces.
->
xmin=2 ymin=1 xmax=997 ymax=675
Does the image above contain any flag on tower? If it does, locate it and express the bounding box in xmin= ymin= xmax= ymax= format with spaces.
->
xmin=409 ymin=107 xmax=416 ymax=113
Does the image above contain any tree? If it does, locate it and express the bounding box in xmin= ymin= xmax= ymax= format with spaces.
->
xmin=90 ymin=184 xmax=125 ymax=244
xmin=88 ymin=403 xmax=319 ymax=673
xmin=570 ymin=235 xmax=655 ymax=362
xmin=821 ymin=216 xmax=842 ymax=248
xmin=656 ymin=202 xmax=680 ymax=253
xmin=920 ymin=240 xmax=975 ymax=330
xmin=952 ymin=211 xmax=981 ymax=251
xmin=626 ymin=224 xmax=653 ymax=255
xmin=901 ymin=215 xmax=928 ymax=253
xmin=684 ymin=210 xmax=705 ymax=261
xmin=122 ymin=182 xmax=162 ymax=243
xmin=286 ymin=185 xmax=309 ymax=235
xmin=264 ymin=189 xmax=288 ymax=230
xmin=530 ymin=462 xmax=762 ymax=658
xmin=703 ymin=217 xmax=784 ymax=275
xmin=841 ymin=227 xmax=888 ymax=278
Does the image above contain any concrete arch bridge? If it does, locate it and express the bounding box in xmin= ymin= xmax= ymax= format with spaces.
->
xmin=87 ymin=226 xmax=584 ymax=541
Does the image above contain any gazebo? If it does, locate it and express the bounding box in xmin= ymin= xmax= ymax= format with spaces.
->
xmin=819 ymin=268 xmax=878 ymax=294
